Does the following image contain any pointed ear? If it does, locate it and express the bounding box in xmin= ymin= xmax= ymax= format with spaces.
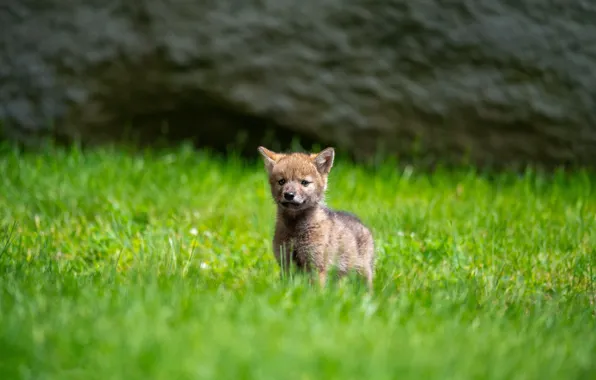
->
xmin=312 ymin=147 xmax=335 ymax=175
xmin=257 ymin=146 xmax=282 ymax=172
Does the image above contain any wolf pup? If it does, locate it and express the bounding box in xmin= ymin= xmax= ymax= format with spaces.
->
xmin=258 ymin=146 xmax=375 ymax=290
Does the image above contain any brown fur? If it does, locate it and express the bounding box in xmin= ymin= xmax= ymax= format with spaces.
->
xmin=258 ymin=146 xmax=375 ymax=290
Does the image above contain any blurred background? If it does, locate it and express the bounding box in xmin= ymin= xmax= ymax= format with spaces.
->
xmin=2 ymin=0 xmax=595 ymax=169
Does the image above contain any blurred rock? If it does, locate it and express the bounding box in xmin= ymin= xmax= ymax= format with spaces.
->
xmin=2 ymin=0 xmax=596 ymax=167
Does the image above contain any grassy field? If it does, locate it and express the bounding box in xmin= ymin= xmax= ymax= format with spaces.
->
xmin=0 ymin=143 xmax=595 ymax=380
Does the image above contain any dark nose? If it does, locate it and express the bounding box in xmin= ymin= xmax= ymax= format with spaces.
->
xmin=283 ymin=192 xmax=295 ymax=201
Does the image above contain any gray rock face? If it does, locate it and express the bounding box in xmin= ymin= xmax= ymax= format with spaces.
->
xmin=2 ymin=0 xmax=596 ymax=167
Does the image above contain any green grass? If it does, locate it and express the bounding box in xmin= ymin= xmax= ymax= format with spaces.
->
xmin=0 ymin=143 xmax=595 ymax=380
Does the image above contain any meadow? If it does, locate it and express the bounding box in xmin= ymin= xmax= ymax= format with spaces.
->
xmin=0 ymin=143 xmax=594 ymax=380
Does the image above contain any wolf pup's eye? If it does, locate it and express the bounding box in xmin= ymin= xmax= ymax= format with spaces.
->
xmin=301 ymin=180 xmax=310 ymax=187
xmin=278 ymin=179 xmax=286 ymax=185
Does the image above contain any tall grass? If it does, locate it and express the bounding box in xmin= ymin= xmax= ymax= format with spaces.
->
xmin=0 ymin=144 xmax=594 ymax=379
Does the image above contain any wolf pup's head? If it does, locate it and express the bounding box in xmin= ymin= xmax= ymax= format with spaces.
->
xmin=258 ymin=146 xmax=335 ymax=212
